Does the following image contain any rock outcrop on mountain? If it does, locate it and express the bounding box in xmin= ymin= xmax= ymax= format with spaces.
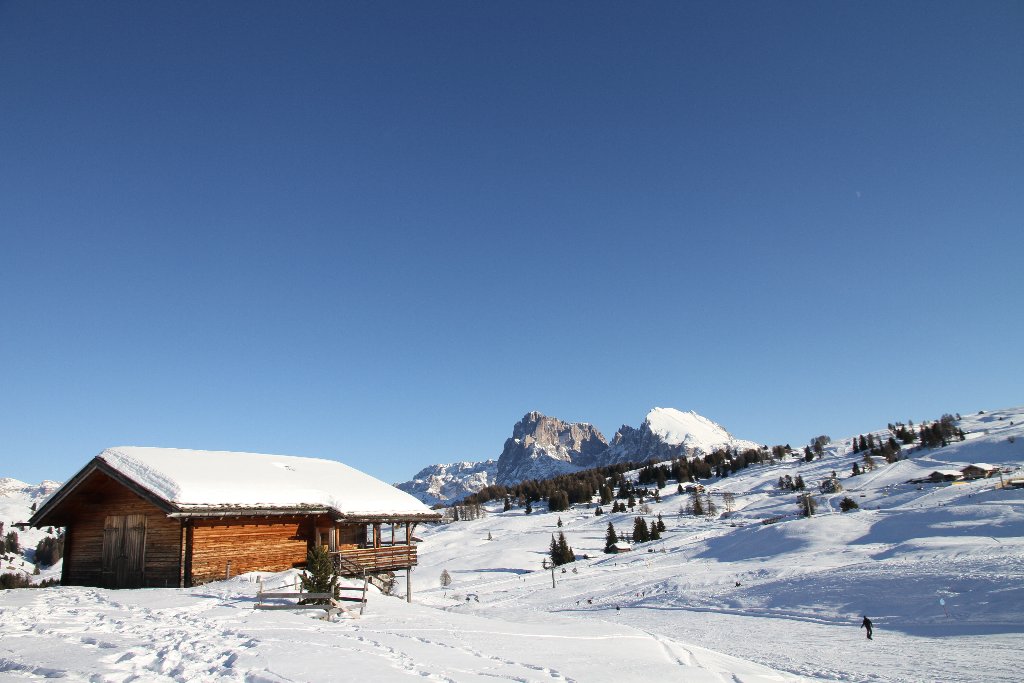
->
xmin=395 ymin=461 xmax=497 ymax=506
xmin=495 ymin=412 xmax=609 ymax=485
xmin=396 ymin=407 xmax=761 ymax=495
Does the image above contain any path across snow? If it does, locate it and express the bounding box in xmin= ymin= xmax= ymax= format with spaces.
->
xmin=0 ymin=573 xmax=807 ymax=682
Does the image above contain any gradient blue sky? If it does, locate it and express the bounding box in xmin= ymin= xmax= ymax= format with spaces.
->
xmin=2 ymin=1 xmax=1021 ymax=486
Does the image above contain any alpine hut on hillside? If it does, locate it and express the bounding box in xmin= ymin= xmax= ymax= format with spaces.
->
xmin=29 ymin=447 xmax=440 ymax=593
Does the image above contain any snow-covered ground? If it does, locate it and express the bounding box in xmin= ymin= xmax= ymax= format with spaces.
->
xmin=0 ymin=479 xmax=62 ymax=584
xmin=2 ymin=408 xmax=1023 ymax=681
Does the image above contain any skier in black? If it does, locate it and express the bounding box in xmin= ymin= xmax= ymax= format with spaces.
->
xmin=861 ymin=616 xmax=873 ymax=640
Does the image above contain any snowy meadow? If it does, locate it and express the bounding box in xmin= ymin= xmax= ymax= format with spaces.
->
xmin=2 ymin=409 xmax=1023 ymax=682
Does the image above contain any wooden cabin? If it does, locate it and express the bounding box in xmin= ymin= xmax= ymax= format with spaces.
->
xmin=29 ymin=447 xmax=440 ymax=591
xmin=960 ymin=463 xmax=999 ymax=480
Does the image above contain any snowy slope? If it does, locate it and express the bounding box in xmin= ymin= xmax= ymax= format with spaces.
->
xmin=412 ymin=407 xmax=1024 ymax=682
xmin=2 ymin=408 xmax=1023 ymax=681
xmin=0 ymin=479 xmax=63 ymax=583
xmin=646 ymin=407 xmax=760 ymax=452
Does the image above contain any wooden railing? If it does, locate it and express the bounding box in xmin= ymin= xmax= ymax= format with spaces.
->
xmin=333 ymin=545 xmax=417 ymax=574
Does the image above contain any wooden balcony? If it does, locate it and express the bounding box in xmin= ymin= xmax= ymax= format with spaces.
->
xmin=333 ymin=545 xmax=418 ymax=575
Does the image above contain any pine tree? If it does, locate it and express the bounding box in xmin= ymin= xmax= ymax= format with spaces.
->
xmin=4 ymin=531 xmax=19 ymax=554
xmin=440 ymin=569 xmax=452 ymax=587
xmin=557 ymin=517 xmax=563 ymax=527
xmin=633 ymin=517 xmax=650 ymax=543
xmin=656 ymin=513 xmax=666 ymax=533
xmin=556 ymin=532 xmax=574 ymax=565
xmin=503 ymin=497 xmax=512 ymax=512
xmin=604 ymin=521 xmax=618 ymax=552
xmin=300 ymin=545 xmax=338 ymax=604
xmin=690 ymin=490 xmax=705 ymax=516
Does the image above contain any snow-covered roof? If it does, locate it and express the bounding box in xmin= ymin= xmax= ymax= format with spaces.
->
xmin=930 ymin=470 xmax=964 ymax=477
xmin=964 ymin=463 xmax=998 ymax=470
xmin=55 ymin=447 xmax=438 ymax=520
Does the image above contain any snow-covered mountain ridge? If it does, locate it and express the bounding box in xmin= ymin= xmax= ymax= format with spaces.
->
xmin=395 ymin=460 xmax=498 ymax=507
xmin=398 ymin=406 xmax=762 ymax=503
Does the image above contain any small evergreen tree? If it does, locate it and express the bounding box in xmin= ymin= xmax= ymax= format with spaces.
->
xmin=656 ymin=513 xmax=666 ymax=533
xmin=4 ymin=531 xmax=19 ymax=554
xmin=34 ymin=536 xmax=62 ymax=567
xmin=604 ymin=521 xmax=618 ymax=552
xmin=440 ymin=569 xmax=452 ymax=587
xmin=690 ymin=490 xmax=705 ymax=516
xmin=300 ymin=545 xmax=338 ymax=604
xmin=839 ymin=496 xmax=859 ymax=512
xmin=632 ymin=517 xmax=650 ymax=543
xmin=557 ymin=532 xmax=574 ymax=565
xmin=551 ymin=532 xmax=574 ymax=565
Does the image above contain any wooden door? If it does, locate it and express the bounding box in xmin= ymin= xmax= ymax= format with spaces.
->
xmin=101 ymin=514 xmax=147 ymax=588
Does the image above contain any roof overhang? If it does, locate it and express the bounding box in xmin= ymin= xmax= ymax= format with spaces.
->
xmin=29 ymin=457 xmax=176 ymax=528
xmin=30 ymin=457 xmax=443 ymax=528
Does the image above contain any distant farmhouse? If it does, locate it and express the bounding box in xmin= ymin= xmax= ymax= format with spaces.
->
xmin=30 ymin=447 xmax=439 ymax=591
xmin=960 ymin=463 xmax=999 ymax=480
xmin=910 ymin=463 xmax=1003 ymax=484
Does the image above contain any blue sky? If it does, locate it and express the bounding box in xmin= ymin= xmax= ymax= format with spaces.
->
xmin=1 ymin=1 xmax=1021 ymax=486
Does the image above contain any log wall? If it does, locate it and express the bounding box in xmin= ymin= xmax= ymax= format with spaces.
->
xmin=62 ymin=482 xmax=181 ymax=588
xmin=188 ymin=517 xmax=312 ymax=585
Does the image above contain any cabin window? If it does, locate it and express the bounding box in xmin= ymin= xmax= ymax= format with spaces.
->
xmin=316 ymin=528 xmax=336 ymax=552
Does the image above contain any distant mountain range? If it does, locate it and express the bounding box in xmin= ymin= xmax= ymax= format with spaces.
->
xmin=396 ymin=408 xmax=761 ymax=505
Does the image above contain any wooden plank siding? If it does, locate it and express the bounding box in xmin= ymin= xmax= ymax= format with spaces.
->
xmin=62 ymin=486 xmax=181 ymax=588
xmin=188 ymin=517 xmax=313 ymax=585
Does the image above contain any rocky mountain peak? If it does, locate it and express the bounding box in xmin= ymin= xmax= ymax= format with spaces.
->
xmin=497 ymin=412 xmax=608 ymax=485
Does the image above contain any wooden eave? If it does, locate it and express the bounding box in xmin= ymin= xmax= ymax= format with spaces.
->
xmin=332 ymin=512 xmax=442 ymax=524
xmin=168 ymin=506 xmax=331 ymax=519
xmin=29 ymin=457 xmax=176 ymax=528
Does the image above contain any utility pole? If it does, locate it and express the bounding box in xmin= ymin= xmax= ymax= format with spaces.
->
xmin=542 ymin=558 xmax=555 ymax=588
